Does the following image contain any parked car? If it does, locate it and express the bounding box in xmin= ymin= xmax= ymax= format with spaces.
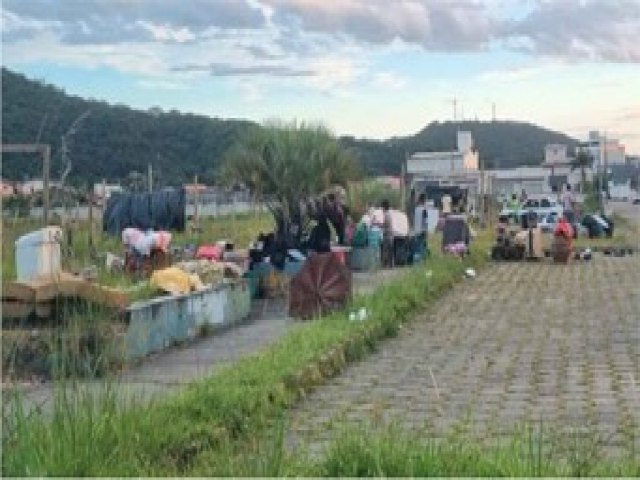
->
xmin=499 ymin=196 xmax=562 ymax=224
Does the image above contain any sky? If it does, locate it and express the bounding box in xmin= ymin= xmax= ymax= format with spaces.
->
xmin=2 ymin=0 xmax=640 ymax=154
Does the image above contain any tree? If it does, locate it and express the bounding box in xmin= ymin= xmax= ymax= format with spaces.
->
xmin=571 ymin=148 xmax=594 ymax=193
xmin=222 ymin=121 xmax=359 ymax=246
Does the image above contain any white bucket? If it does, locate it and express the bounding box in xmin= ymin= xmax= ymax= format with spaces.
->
xmin=15 ymin=226 xmax=63 ymax=281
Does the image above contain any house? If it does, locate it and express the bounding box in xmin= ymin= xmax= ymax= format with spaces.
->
xmin=93 ymin=183 xmax=123 ymax=200
xmin=542 ymin=143 xmax=591 ymax=190
xmin=487 ymin=167 xmax=551 ymax=197
xmin=1 ymin=179 xmax=16 ymax=197
xmin=407 ymin=131 xmax=479 ymax=175
xmin=15 ymin=179 xmax=61 ymax=195
xmin=608 ymin=164 xmax=640 ymax=200
xmin=183 ymin=183 xmax=208 ymax=195
xmin=578 ymin=131 xmax=626 ymax=167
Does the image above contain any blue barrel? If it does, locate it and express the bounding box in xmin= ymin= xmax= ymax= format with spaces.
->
xmin=367 ymin=228 xmax=382 ymax=248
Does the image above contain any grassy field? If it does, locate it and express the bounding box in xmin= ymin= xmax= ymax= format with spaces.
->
xmin=4 ymin=215 xmax=637 ymax=475
xmin=2 ymin=232 xmax=492 ymax=476
xmin=1 ymin=211 xmax=273 ymax=287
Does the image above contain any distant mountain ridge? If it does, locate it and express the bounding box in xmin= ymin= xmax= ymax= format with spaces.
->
xmin=2 ymin=68 xmax=577 ymax=184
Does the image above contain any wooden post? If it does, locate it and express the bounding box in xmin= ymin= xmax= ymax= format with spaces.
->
xmin=194 ymin=174 xmax=200 ymax=231
xmin=88 ymin=189 xmax=94 ymax=251
xmin=42 ymin=144 xmax=50 ymax=225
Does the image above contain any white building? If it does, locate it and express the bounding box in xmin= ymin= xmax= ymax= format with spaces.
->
xmin=407 ymin=131 xmax=479 ymax=175
xmin=579 ymin=131 xmax=626 ymax=167
xmin=93 ymin=183 xmax=123 ymax=200
xmin=542 ymin=143 xmax=593 ymax=190
xmin=487 ymin=167 xmax=550 ymax=197
xmin=16 ymin=179 xmax=62 ymax=195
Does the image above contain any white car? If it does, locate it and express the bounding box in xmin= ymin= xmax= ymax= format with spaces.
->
xmin=499 ymin=196 xmax=562 ymax=223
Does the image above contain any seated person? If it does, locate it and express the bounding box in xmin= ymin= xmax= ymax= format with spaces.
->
xmin=308 ymin=213 xmax=331 ymax=253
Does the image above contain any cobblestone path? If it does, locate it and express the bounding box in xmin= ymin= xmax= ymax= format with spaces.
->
xmin=287 ymin=253 xmax=640 ymax=457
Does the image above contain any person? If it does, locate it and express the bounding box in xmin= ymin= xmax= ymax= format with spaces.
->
xmin=413 ymin=193 xmax=428 ymax=257
xmin=441 ymin=193 xmax=452 ymax=216
xmin=380 ymin=199 xmax=394 ymax=267
xmin=552 ymin=213 xmax=575 ymax=262
xmin=560 ymin=184 xmax=576 ymax=236
xmin=520 ymin=189 xmax=528 ymax=205
xmin=326 ymin=193 xmax=346 ymax=245
xmin=344 ymin=214 xmax=355 ymax=245
xmin=508 ymin=193 xmax=520 ymax=211
xmin=506 ymin=193 xmax=521 ymax=223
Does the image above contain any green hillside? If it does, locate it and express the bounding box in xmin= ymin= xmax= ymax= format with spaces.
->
xmin=2 ymin=68 xmax=577 ymax=184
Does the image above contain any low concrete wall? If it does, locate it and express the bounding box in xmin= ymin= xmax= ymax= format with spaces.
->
xmin=123 ymin=280 xmax=251 ymax=361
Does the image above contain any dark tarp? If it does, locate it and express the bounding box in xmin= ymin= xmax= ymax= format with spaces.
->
xmin=103 ymin=189 xmax=186 ymax=235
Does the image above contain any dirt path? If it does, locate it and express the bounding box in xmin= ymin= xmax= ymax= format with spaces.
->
xmin=287 ymin=210 xmax=640 ymax=457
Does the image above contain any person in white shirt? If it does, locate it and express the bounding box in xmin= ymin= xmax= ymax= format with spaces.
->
xmin=441 ymin=194 xmax=452 ymax=216
xmin=414 ymin=193 xmax=428 ymax=257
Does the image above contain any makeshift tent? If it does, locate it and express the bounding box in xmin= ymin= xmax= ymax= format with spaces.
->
xmin=103 ymin=189 xmax=186 ymax=235
xmin=289 ymin=253 xmax=352 ymax=320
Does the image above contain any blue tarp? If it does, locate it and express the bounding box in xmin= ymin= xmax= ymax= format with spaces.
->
xmin=103 ymin=189 xmax=186 ymax=235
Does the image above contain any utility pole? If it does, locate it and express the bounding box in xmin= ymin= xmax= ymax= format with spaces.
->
xmin=148 ymin=161 xmax=153 ymax=193
xmin=602 ymin=132 xmax=608 ymax=212
xmin=194 ymin=174 xmax=200 ymax=231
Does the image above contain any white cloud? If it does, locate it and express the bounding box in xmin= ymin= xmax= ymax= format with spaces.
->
xmin=136 ymin=21 xmax=196 ymax=43
xmin=372 ymin=72 xmax=407 ymax=90
xmin=305 ymin=56 xmax=364 ymax=91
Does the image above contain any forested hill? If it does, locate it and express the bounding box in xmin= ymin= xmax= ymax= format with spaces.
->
xmin=2 ymin=67 xmax=577 ymax=183
xmin=1 ymin=68 xmax=255 ymax=185
xmin=342 ymin=120 xmax=578 ymax=174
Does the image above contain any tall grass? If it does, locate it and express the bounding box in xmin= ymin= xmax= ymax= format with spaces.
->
xmin=1 ymin=212 xmax=273 ymax=285
xmin=3 ymin=236 xmax=487 ymax=476
xmin=301 ymin=426 xmax=639 ymax=477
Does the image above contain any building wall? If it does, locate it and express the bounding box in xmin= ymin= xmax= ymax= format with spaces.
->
xmin=609 ymin=181 xmax=632 ymax=200
xmin=457 ymin=131 xmax=473 ymax=153
xmin=544 ymin=144 xmax=569 ymax=165
xmin=407 ymin=152 xmax=466 ymax=174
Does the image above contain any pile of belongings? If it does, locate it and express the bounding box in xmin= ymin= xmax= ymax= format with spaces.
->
xmin=442 ymin=215 xmax=471 ymax=256
xmin=150 ymin=259 xmax=244 ymax=295
xmin=122 ymin=228 xmax=172 ymax=256
xmin=491 ymin=216 xmax=524 ymax=261
xmin=581 ymin=214 xmax=614 ymax=239
xmin=150 ymin=266 xmax=205 ymax=295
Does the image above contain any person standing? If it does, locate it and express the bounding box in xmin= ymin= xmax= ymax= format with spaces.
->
xmin=561 ymin=184 xmax=576 ymax=236
xmin=520 ymin=188 xmax=528 ymax=205
xmin=441 ymin=193 xmax=452 ymax=216
xmin=413 ymin=193 xmax=428 ymax=257
xmin=380 ymin=199 xmax=394 ymax=267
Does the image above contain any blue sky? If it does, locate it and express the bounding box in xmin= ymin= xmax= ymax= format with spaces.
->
xmin=2 ymin=0 xmax=640 ymax=153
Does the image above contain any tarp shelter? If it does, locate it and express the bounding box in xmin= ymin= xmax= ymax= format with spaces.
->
xmin=103 ymin=189 xmax=186 ymax=235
